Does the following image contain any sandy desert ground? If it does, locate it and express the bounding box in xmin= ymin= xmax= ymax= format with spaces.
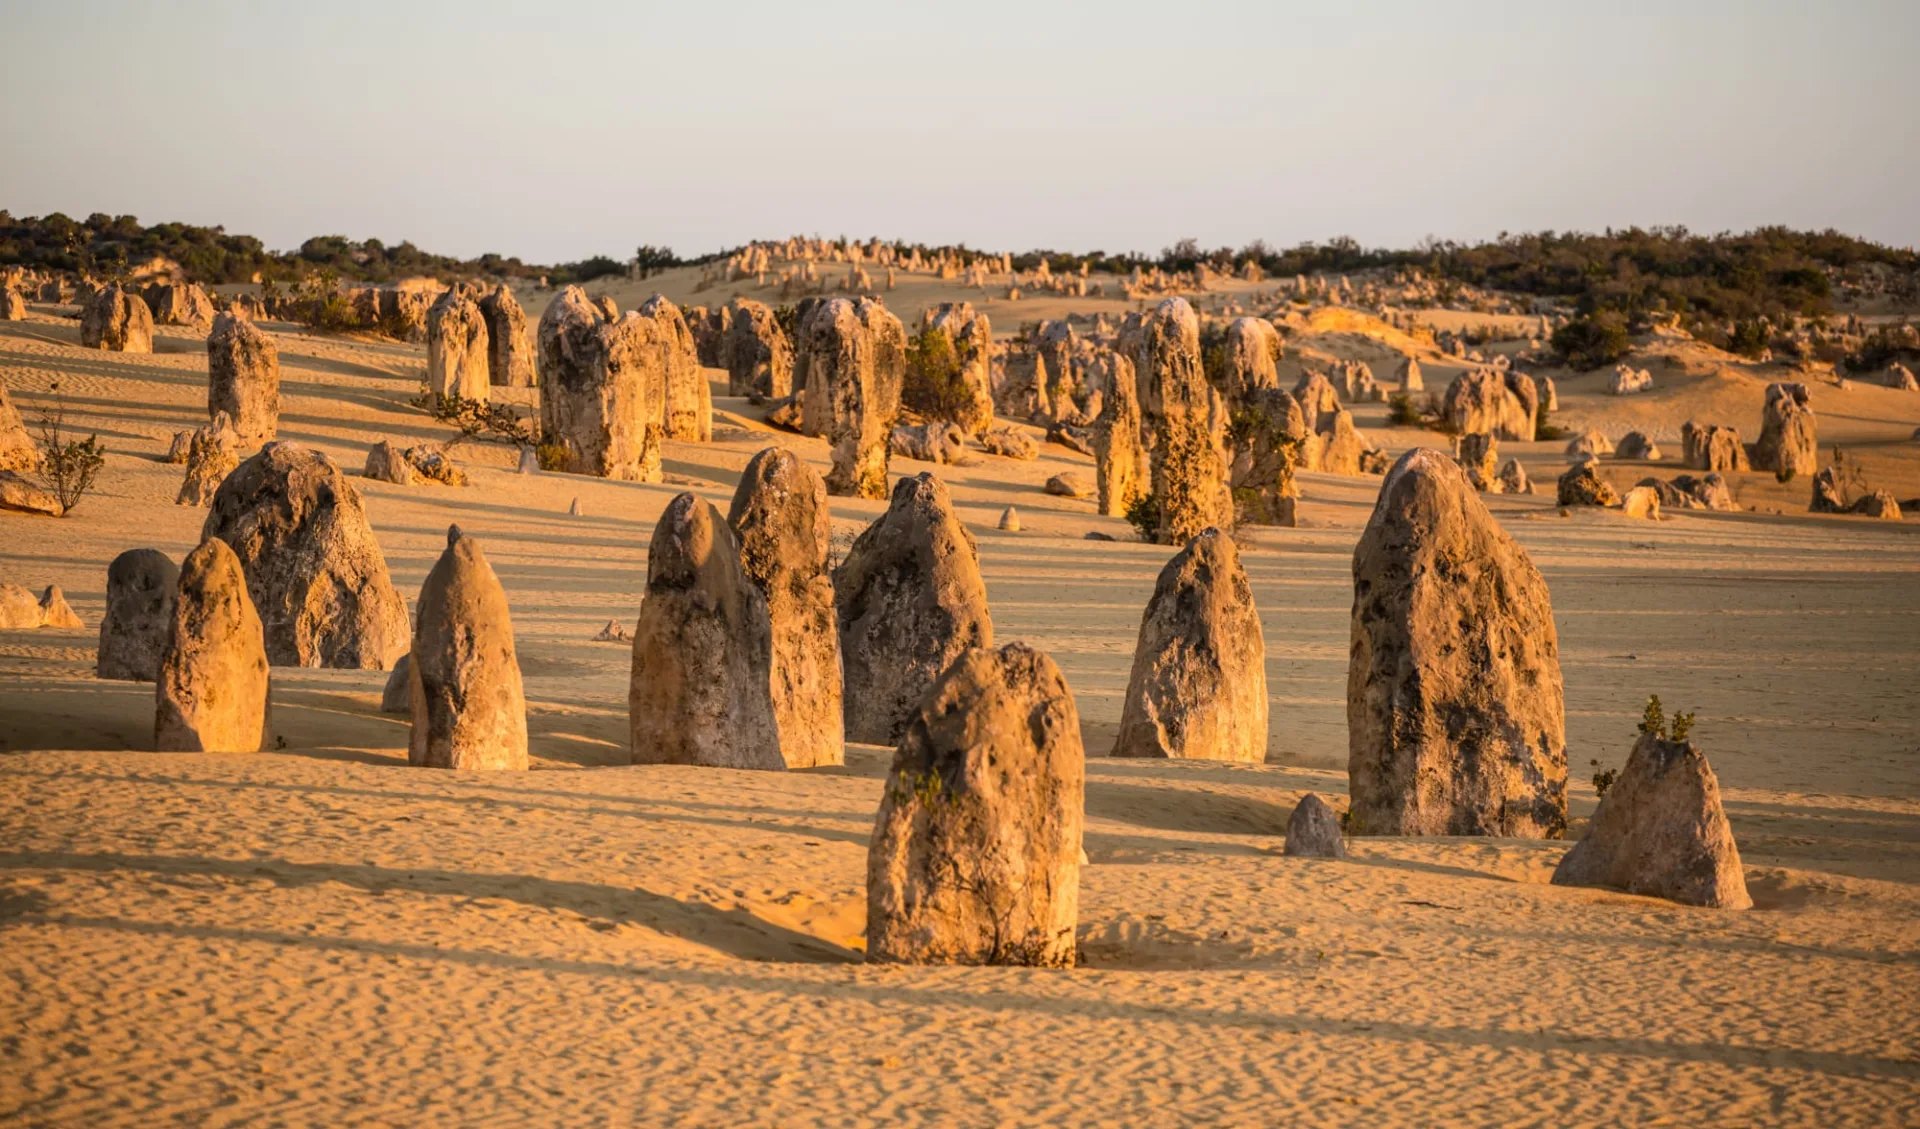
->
xmin=1 ymin=273 xmax=1917 ymax=1128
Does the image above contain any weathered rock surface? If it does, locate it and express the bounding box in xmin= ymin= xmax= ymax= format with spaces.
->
xmin=1455 ymin=432 xmax=1499 ymax=491
xmin=97 ymin=549 xmax=178 ymax=681
xmin=0 ymin=471 xmax=60 ymax=515
xmin=1093 ymin=353 xmax=1147 ymax=518
xmin=834 ymin=472 xmax=994 ymax=745
xmin=407 ymin=526 xmax=528 ymax=770
xmin=1442 ymin=368 xmax=1534 ymax=441
xmin=1851 ymin=490 xmax=1903 ymax=519
xmin=629 ymin=493 xmax=784 ymax=770
xmin=154 ymin=538 xmax=269 ymax=753
xmin=427 ymin=288 xmax=490 ymax=401
xmin=1134 ymin=298 xmax=1230 ymax=544
xmin=1620 ymin=485 xmax=1663 ymax=520
xmin=1045 ymin=472 xmax=1091 ymax=498
xmin=1755 ymin=382 xmax=1817 ymax=480
xmin=201 ymin=441 xmax=410 ymax=669
xmin=37 ymin=585 xmax=82 ymax=628
xmin=924 ymin=302 xmax=996 ymax=434
xmin=146 ymin=282 xmax=215 ymax=327
xmin=866 ymin=642 xmax=1083 ymax=967
xmin=1284 ymin=793 xmax=1346 ymax=859
xmin=1615 ymin=431 xmax=1660 ymax=461
xmin=1557 ymin=463 xmax=1620 ymax=507
xmin=890 ymin=421 xmax=966 ymax=465
xmin=1348 ymin=449 xmax=1568 ymax=838
xmin=206 ymin=311 xmax=280 ymax=443
xmin=0 ymin=583 xmax=44 ymax=628
xmin=725 ymin=298 xmax=794 ymax=400
xmin=1551 ymin=732 xmax=1751 ymax=909
xmin=381 ymin=654 xmax=411 ymax=714
xmin=0 ymin=384 xmax=41 ymax=472
xmin=1498 ymin=457 xmax=1532 ymax=495
xmin=800 ymin=298 xmax=901 ymax=499
xmin=638 ymin=294 xmax=712 ymax=443
xmin=997 ymin=506 xmax=1020 ymax=531
xmin=1681 ymin=421 xmax=1750 ymax=472
xmin=979 ymin=427 xmax=1039 ymax=460
xmin=540 ymin=304 xmax=667 ymax=481
xmin=1223 ymin=317 xmax=1282 ymax=398
xmin=1113 ymin=528 xmax=1267 ymax=762
xmin=727 ymin=448 xmax=844 ymax=768
xmin=175 ymin=412 xmax=240 ymax=507
xmin=81 ymin=283 xmax=154 ymax=353
xmin=1 ymin=286 xmax=26 ymax=321
xmin=477 ymin=286 xmax=537 ymax=388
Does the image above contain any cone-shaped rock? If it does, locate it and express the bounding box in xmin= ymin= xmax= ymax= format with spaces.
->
xmin=0 ymin=385 xmax=37 ymax=472
xmin=477 ymin=285 xmax=536 ymax=388
xmin=201 ymin=441 xmax=410 ymax=669
xmin=426 ymin=288 xmax=490 ymax=401
xmin=834 ymin=472 xmax=993 ymax=745
xmin=1348 ymin=449 xmax=1568 ymax=837
xmin=408 ymin=526 xmax=528 ymax=770
xmin=727 ymin=448 xmax=844 ymax=768
xmin=207 ymin=311 xmax=280 ymax=443
xmin=155 ymin=538 xmax=269 ymax=753
xmin=175 ymin=412 xmax=240 ymax=507
xmin=38 ymin=585 xmax=82 ymax=629
xmin=1284 ymin=793 xmax=1346 ymax=859
xmin=1223 ymin=317 xmax=1283 ymax=398
xmin=1552 ymin=732 xmax=1751 ymax=909
xmin=866 ymin=642 xmax=1084 ymax=967
xmin=629 ymin=493 xmax=784 ymax=770
xmin=97 ymin=548 xmax=178 ymax=681
xmin=801 ymin=297 xmax=899 ymax=499
xmin=1113 ymin=528 xmax=1268 ymax=762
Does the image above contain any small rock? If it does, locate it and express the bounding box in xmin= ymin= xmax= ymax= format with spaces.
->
xmin=1283 ymin=793 xmax=1346 ymax=859
xmin=1045 ymin=472 xmax=1091 ymax=498
xmin=998 ymin=506 xmax=1020 ymax=531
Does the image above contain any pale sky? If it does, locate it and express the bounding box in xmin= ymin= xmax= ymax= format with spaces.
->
xmin=2 ymin=0 xmax=1915 ymax=262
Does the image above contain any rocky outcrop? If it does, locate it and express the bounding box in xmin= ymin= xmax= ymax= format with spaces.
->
xmin=1620 ymin=485 xmax=1662 ymax=520
xmin=1113 ymin=528 xmax=1267 ymax=762
xmin=724 ymin=298 xmax=793 ymax=400
xmin=540 ymin=307 xmax=667 ymax=482
xmin=891 ymin=421 xmax=966 ymax=465
xmin=924 ymin=302 xmax=996 ymax=434
xmin=407 ymin=526 xmax=528 ymax=770
xmin=0 ymin=385 xmax=41 ymax=473
xmin=1455 ymin=432 xmax=1499 ymax=491
xmin=175 ymin=412 xmax=241 ymax=507
xmin=145 ymin=282 xmax=215 ymax=327
xmin=834 ymin=472 xmax=993 ymax=745
xmin=200 ymin=441 xmax=410 ymax=669
xmin=0 ymin=286 xmax=24 ymax=321
xmin=1133 ymin=298 xmax=1230 ymax=544
xmin=426 ymin=287 xmax=490 ymax=401
xmin=1348 ymin=449 xmax=1568 ymax=838
xmin=1442 ymin=368 xmax=1534 ymax=441
xmin=1852 ymin=490 xmax=1903 ymax=519
xmin=866 ymin=642 xmax=1083 ymax=967
xmin=979 ymin=427 xmax=1038 ymax=460
xmin=638 ymin=295 xmax=711 ymax=443
xmin=1615 ymin=431 xmax=1660 ymax=461
xmin=1552 ymin=732 xmax=1750 ymax=909
xmin=1284 ymin=793 xmax=1345 ymax=859
xmin=1093 ymin=353 xmax=1147 ymax=518
xmin=37 ymin=585 xmax=82 ymax=629
xmin=1223 ymin=317 xmax=1282 ymax=398
xmin=477 ymin=285 xmax=536 ymax=388
xmin=1755 ymin=382 xmax=1817 ymax=481
xmin=154 ymin=538 xmax=269 ymax=753
xmin=81 ymin=283 xmax=154 ymax=353
xmin=1291 ymin=372 xmax=1341 ymax=433
xmin=97 ymin=549 xmax=178 ymax=681
xmin=1498 ymin=457 xmax=1532 ymax=495
xmin=1565 ymin=429 xmax=1614 ymax=462
xmin=727 ymin=447 xmax=844 ymax=768
xmin=630 ymin=493 xmax=784 ymax=770
xmin=1557 ymin=463 xmax=1620 ymax=507
xmin=1680 ymin=422 xmax=1750 ymax=473
xmin=1396 ymin=355 xmax=1424 ymax=392
xmin=800 ymin=297 xmax=901 ymax=498
xmin=1310 ymin=409 xmax=1378 ymax=477
xmin=206 ymin=312 xmax=279 ymax=443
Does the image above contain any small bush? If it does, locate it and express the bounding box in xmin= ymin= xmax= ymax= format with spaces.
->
xmin=1535 ymin=401 xmax=1569 ymax=441
xmin=33 ymin=383 xmax=105 ymax=516
xmin=1726 ymin=318 xmax=1771 ymax=359
xmin=1637 ymin=694 xmax=1696 ymax=742
xmin=1123 ymin=491 xmax=1161 ymax=542
xmin=413 ymin=384 xmax=536 ymax=449
xmin=535 ymin=441 xmax=569 ymax=472
xmin=1590 ymin=760 xmax=1619 ymax=800
xmin=901 ymin=328 xmax=976 ymax=423
xmin=1552 ymin=312 xmax=1631 ymax=370
xmin=1386 ymin=393 xmax=1421 ymax=427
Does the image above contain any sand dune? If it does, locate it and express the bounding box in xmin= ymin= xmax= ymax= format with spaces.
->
xmin=2 ymin=286 xmax=1917 ymax=1127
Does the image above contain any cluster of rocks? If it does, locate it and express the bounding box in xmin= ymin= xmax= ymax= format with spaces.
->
xmin=1754 ymin=382 xmax=1818 ymax=481
xmin=1441 ymin=367 xmax=1538 ymax=440
xmin=1609 ymin=365 xmax=1653 ymax=395
xmin=0 ymin=582 xmax=84 ymax=630
xmin=81 ymin=283 xmax=155 ymax=353
xmin=364 ymin=439 xmax=468 ymax=487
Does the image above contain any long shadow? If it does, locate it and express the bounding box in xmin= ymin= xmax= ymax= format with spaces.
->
xmin=0 ymin=767 xmax=873 ymax=846
xmin=1083 ymin=777 xmax=1295 ymax=837
xmin=0 ymin=850 xmax=854 ymax=963
xmin=11 ymin=910 xmax=1916 ymax=1081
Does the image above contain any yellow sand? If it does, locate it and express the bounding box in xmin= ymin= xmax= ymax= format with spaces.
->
xmin=2 ymin=281 xmax=1917 ymax=1128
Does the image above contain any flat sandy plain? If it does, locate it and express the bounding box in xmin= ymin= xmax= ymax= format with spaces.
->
xmin=1 ymin=273 xmax=1917 ymax=1128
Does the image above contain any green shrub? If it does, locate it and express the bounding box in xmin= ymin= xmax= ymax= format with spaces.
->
xmin=1386 ymin=393 xmax=1421 ymax=427
xmin=1123 ymin=491 xmax=1161 ymax=542
xmin=901 ymin=328 xmax=977 ymax=423
xmin=33 ymin=383 xmax=105 ymax=516
xmin=1552 ymin=312 xmax=1631 ymax=370
xmin=1535 ymin=401 xmax=1569 ymax=441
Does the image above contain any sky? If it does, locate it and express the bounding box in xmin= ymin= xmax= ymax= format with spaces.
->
xmin=2 ymin=0 xmax=1915 ymax=264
